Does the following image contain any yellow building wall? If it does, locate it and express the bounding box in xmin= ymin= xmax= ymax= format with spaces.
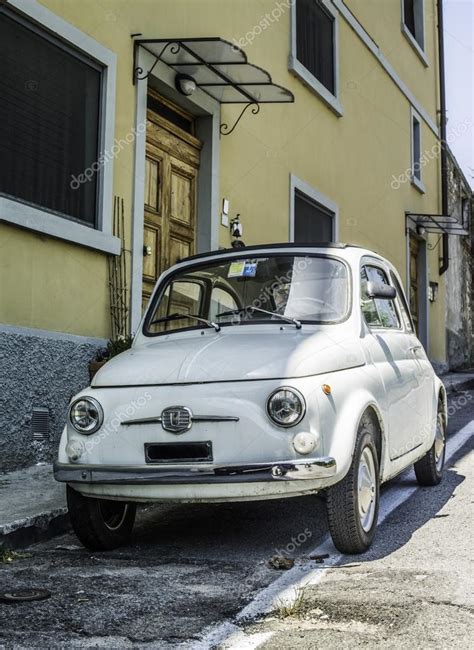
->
xmin=346 ymin=0 xmax=440 ymax=125
xmin=0 ymin=0 xmax=445 ymax=361
xmin=0 ymin=222 xmax=110 ymax=337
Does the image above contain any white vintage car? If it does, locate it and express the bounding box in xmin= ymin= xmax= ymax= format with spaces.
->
xmin=55 ymin=244 xmax=446 ymax=554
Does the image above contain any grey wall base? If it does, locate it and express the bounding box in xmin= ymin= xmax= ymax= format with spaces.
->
xmin=0 ymin=325 xmax=106 ymax=471
xmin=430 ymin=359 xmax=449 ymax=376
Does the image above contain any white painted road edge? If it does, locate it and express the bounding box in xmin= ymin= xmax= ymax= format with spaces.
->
xmin=191 ymin=419 xmax=474 ymax=650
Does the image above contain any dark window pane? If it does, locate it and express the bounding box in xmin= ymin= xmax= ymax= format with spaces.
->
xmin=413 ymin=118 xmax=421 ymax=179
xmin=296 ymin=0 xmax=335 ymax=94
xmin=404 ymin=0 xmax=416 ymax=37
xmin=0 ymin=13 xmax=101 ymax=225
xmin=294 ymin=191 xmax=333 ymax=243
xmin=147 ymin=94 xmax=193 ymax=134
xmin=404 ymin=0 xmax=424 ymax=48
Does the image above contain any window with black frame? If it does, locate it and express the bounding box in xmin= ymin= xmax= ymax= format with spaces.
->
xmin=0 ymin=11 xmax=102 ymax=226
xmin=295 ymin=0 xmax=335 ymax=94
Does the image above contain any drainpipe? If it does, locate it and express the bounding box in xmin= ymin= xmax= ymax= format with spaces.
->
xmin=437 ymin=0 xmax=449 ymax=275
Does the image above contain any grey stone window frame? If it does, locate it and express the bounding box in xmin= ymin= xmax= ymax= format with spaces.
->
xmin=401 ymin=0 xmax=429 ymax=67
xmin=411 ymin=107 xmax=426 ymax=194
xmin=0 ymin=0 xmax=119 ymax=255
xmin=289 ymin=174 xmax=339 ymax=242
xmin=289 ymin=0 xmax=343 ymax=117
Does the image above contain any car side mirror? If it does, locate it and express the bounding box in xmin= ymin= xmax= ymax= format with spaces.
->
xmin=366 ymin=281 xmax=396 ymax=300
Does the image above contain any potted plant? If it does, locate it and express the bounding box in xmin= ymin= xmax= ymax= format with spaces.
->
xmin=88 ymin=334 xmax=133 ymax=381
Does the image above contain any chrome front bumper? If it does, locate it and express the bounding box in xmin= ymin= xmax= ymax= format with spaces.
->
xmin=54 ymin=457 xmax=337 ymax=485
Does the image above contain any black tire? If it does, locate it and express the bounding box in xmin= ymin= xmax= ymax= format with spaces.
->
xmin=326 ymin=413 xmax=380 ymax=554
xmin=414 ymin=406 xmax=445 ymax=487
xmin=67 ymin=485 xmax=136 ymax=551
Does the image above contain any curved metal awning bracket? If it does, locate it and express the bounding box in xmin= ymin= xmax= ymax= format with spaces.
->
xmin=220 ymin=102 xmax=260 ymax=137
xmin=134 ymin=41 xmax=181 ymax=82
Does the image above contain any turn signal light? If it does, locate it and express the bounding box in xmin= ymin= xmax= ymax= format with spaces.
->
xmin=322 ymin=384 xmax=332 ymax=395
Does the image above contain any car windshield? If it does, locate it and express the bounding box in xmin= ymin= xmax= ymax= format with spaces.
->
xmin=144 ymin=254 xmax=349 ymax=335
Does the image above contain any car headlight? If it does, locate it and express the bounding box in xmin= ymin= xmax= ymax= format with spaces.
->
xmin=266 ymin=387 xmax=306 ymax=427
xmin=69 ymin=397 xmax=103 ymax=434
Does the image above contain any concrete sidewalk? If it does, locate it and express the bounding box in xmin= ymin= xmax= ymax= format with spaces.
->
xmin=440 ymin=369 xmax=474 ymax=394
xmin=1 ymin=371 xmax=473 ymax=550
xmin=0 ymin=464 xmax=68 ymax=549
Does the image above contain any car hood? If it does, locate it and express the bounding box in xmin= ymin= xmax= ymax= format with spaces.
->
xmin=92 ymin=327 xmax=365 ymax=387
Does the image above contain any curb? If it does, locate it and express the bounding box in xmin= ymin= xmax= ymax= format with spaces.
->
xmin=0 ymin=508 xmax=70 ymax=550
xmin=443 ymin=376 xmax=474 ymax=395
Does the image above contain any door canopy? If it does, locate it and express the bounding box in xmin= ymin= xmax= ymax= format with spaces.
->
xmin=133 ymin=37 xmax=294 ymax=135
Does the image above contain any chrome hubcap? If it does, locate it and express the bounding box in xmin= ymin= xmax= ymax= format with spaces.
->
xmin=358 ymin=447 xmax=377 ymax=532
xmin=434 ymin=414 xmax=445 ymax=471
xmin=99 ymin=501 xmax=128 ymax=531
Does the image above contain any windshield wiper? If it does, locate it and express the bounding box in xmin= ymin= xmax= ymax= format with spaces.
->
xmin=149 ymin=312 xmax=221 ymax=332
xmin=216 ymin=306 xmax=302 ymax=329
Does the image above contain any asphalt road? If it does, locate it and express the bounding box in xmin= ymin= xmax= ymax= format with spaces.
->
xmin=0 ymin=391 xmax=473 ymax=649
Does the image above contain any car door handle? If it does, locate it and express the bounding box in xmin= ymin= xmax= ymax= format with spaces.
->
xmin=408 ymin=345 xmax=422 ymax=354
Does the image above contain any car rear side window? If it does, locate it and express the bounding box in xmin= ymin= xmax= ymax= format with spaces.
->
xmin=390 ymin=272 xmax=414 ymax=332
xmin=361 ymin=266 xmax=400 ymax=329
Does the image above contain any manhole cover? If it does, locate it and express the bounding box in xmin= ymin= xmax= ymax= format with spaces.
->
xmin=0 ymin=589 xmax=51 ymax=603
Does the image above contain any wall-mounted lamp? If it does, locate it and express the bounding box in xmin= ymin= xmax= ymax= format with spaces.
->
xmin=175 ymin=73 xmax=196 ymax=96
xmin=416 ymin=224 xmax=426 ymax=236
xmin=230 ymin=214 xmax=245 ymax=248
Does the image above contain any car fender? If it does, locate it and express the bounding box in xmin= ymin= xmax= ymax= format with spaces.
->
xmin=325 ymin=389 xmax=387 ymax=481
xmin=435 ymin=376 xmax=448 ymax=426
xmin=57 ymin=426 xmax=69 ymax=463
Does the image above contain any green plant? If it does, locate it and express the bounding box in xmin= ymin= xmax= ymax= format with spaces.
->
xmin=106 ymin=334 xmax=134 ymax=358
xmin=0 ymin=544 xmax=32 ymax=563
xmin=275 ymin=586 xmax=307 ymax=618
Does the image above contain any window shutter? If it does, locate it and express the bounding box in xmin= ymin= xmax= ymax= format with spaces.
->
xmin=296 ymin=0 xmax=335 ymax=94
xmin=294 ymin=191 xmax=334 ymax=243
xmin=0 ymin=13 xmax=101 ymax=226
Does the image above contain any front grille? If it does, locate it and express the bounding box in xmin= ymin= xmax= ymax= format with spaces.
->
xmin=145 ymin=442 xmax=213 ymax=463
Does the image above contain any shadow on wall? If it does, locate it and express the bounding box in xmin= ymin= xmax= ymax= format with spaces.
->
xmin=0 ymin=329 xmax=102 ymax=471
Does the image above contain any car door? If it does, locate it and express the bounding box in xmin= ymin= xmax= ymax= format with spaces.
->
xmin=390 ymin=270 xmax=435 ymax=442
xmin=360 ymin=261 xmax=425 ymax=460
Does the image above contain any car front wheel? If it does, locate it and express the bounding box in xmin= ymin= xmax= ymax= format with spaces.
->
xmin=67 ymin=485 xmax=136 ymax=551
xmin=326 ymin=415 xmax=380 ymax=554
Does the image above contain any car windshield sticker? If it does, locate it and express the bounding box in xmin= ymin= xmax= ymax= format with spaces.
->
xmin=243 ymin=262 xmax=257 ymax=277
xmin=228 ymin=261 xmax=245 ymax=277
xmin=228 ymin=261 xmax=258 ymax=278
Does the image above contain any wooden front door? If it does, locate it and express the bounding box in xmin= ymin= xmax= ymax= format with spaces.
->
xmin=142 ymin=92 xmax=201 ymax=311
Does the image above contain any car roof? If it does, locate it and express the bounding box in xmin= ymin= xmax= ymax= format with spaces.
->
xmin=179 ymin=242 xmax=363 ymax=264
